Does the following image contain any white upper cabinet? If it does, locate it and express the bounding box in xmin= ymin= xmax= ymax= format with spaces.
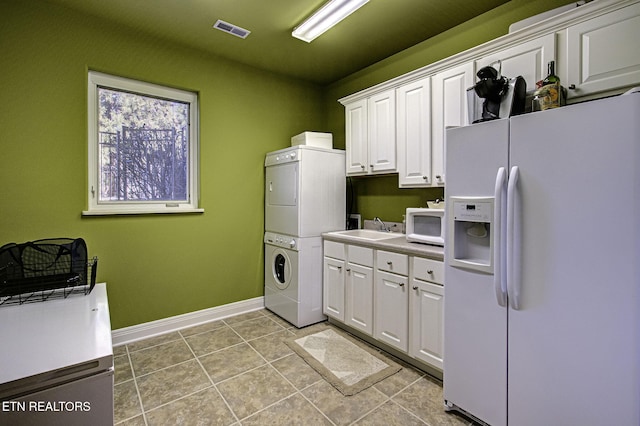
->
xmin=397 ymin=77 xmax=432 ymax=187
xmin=368 ymin=90 xmax=397 ymax=174
xmin=565 ymin=2 xmax=640 ymax=98
xmin=431 ymin=62 xmax=474 ymax=186
xmin=340 ymin=0 xmax=640 ymax=185
xmin=475 ymin=34 xmax=556 ymax=94
xmin=345 ymin=99 xmax=369 ymax=175
xmin=344 ymin=90 xmax=396 ymax=176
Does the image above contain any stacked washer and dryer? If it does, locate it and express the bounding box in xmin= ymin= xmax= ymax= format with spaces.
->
xmin=264 ymin=140 xmax=345 ymax=327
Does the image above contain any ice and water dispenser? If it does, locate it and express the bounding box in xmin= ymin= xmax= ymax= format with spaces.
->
xmin=448 ymin=197 xmax=494 ymax=274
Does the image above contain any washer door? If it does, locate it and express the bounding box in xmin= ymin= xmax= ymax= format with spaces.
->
xmin=270 ymin=248 xmax=291 ymax=290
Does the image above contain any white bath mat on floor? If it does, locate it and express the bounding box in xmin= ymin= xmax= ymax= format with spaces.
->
xmin=286 ymin=326 xmax=401 ymax=396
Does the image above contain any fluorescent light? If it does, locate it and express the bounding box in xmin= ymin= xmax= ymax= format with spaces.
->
xmin=292 ymin=0 xmax=369 ymax=43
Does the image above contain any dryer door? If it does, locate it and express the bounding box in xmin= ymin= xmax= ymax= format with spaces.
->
xmin=265 ymin=162 xmax=299 ymax=235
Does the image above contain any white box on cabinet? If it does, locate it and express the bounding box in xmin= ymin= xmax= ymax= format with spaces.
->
xmin=291 ymin=131 xmax=333 ymax=149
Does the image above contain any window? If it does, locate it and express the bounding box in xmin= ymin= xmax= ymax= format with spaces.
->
xmin=85 ymin=71 xmax=201 ymax=215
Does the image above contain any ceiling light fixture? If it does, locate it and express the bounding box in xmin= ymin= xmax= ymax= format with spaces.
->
xmin=292 ymin=0 xmax=369 ymax=43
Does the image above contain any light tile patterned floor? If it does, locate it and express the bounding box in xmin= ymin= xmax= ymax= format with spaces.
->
xmin=113 ymin=309 xmax=477 ymax=425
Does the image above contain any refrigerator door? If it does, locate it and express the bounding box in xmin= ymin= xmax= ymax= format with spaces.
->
xmin=444 ymin=119 xmax=509 ymax=426
xmin=508 ymin=94 xmax=640 ymax=425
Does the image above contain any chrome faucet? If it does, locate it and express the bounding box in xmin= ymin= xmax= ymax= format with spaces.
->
xmin=373 ymin=217 xmax=390 ymax=232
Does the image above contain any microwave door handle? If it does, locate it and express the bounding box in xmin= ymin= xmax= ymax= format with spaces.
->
xmin=493 ymin=167 xmax=508 ymax=307
xmin=506 ymin=166 xmax=521 ymax=310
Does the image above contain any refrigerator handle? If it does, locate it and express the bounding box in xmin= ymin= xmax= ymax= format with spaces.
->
xmin=493 ymin=167 xmax=508 ymax=307
xmin=507 ymin=166 xmax=521 ymax=310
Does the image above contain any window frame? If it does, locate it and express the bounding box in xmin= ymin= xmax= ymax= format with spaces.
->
xmin=84 ymin=71 xmax=202 ymax=215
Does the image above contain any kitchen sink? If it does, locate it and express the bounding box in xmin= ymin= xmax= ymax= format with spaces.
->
xmin=329 ymin=229 xmax=401 ymax=241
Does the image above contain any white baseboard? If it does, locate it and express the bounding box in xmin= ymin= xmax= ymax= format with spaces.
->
xmin=112 ymin=296 xmax=265 ymax=347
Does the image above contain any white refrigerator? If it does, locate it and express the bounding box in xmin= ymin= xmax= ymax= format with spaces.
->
xmin=443 ymin=91 xmax=640 ymax=426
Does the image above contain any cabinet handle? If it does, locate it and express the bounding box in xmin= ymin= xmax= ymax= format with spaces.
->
xmin=413 ymin=286 xmax=418 ymax=290
xmin=568 ymin=84 xmax=576 ymax=90
xmin=337 ymin=266 xmax=342 ymax=270
xmin=422 ymin=176 xmax=428 ymax=180
xmin=399 ymin=283 xmax=405 ymax=287
xmin=370 ymin=164 xmax=374 ymax=169
xmin=435 ymin=175 xmax=441 ymax=179
xmin=427 ymin=269 xmax=433 ymax=274
xmin=387 ymin=261 xmax=393 ymax=266
xmin=360 ymin=165 xmax=365 ymax=170
xmin=346 ymin=268 xmax=351 ymax=272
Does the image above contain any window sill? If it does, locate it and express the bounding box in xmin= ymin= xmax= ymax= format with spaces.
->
xmin=82 ymin=208 xmax=204 ymax=216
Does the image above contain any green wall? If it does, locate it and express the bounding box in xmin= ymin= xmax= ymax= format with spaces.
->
xmin=1 ymin=0 xmax=572 ymax=329
xmin=0 ymin=0 xmax=325 ymax=329
xmin=327 ymin=0 xmax=572 ymax=223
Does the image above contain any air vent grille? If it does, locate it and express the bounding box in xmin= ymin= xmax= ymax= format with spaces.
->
xmin=213 ymin=20 xmax=250 ymax=39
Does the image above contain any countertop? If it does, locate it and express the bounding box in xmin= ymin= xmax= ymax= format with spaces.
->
xmin=322 ymin=232 xmax=444 ymax=261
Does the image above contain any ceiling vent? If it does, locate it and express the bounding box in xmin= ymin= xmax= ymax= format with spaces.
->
xmin=213 ymin=20 xmax=251 ymax=39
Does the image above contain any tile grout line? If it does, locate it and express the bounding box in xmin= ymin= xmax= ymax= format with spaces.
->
xmin=115 ymin=310 xmax=452 ymax=426
xmin=347 ymin=374 xmax=430 ymax=425
xmin=126 ymin=344 xmax=149 ymax=426
xmin=178 ymin=328 xmax=241 ymax=425
xmin=224 ymin=313 xmax=337 ymax=425
xmin=225 ymin=314 xmax=303 ymax=423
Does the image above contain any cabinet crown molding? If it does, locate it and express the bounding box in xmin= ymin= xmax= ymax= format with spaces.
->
xmin=339 ymin=0 xmax=637 ymax=105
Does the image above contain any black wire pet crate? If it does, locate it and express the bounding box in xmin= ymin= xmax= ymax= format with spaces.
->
xmin=0 ymin=238 xmax=97 ymax=306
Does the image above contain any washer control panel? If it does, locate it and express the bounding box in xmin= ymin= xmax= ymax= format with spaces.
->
xmin=264 ymin=232 xmax=298 ymax=250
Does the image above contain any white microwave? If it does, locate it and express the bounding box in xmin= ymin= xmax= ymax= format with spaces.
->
xmin=406 ymin=208 xmax=445 ymax=246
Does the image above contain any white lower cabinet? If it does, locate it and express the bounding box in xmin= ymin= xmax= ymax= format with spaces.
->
xmin=375 ymin=270 xmax=409 ymax=352
xmin=323 ymin=241 xmax=374 ymax=335
xmin=345 ymin=247 xmax=374 ymax=335
xmin=323 ymin=255 xmax=345 ymax=321
xmin=374 ymin=250 xmax=409 ymax=351
xmin=410 ymin=257 xmax=444 ymax=369
xmin=410 ymin=281 xmax=443 ymax=368
xmin=324 ymin=240 xmax=444 ymax=371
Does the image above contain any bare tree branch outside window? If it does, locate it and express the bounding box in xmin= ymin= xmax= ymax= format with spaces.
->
xmin=97 ymin=88 xmax=189 ymax=202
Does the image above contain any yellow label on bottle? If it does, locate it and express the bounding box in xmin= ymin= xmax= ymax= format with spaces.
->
xmin=538 ymin=82 xmax=561 ymax=110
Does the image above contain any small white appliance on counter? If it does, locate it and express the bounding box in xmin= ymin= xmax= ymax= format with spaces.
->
xmin=264 ymin=145 xmax=345 ymax=327
xmin=0 ymin=283 xmax=113 ymax=425
xmin=405 ymin=207 xmax=445 ymax=246
xmin=443 ymin=92 xmax=640 ymax=426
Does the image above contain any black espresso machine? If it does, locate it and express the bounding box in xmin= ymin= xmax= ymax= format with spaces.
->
xmin=467 ymin=62 xmax=526 ymax=123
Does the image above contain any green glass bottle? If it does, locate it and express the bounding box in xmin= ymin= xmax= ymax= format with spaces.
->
xmin=542 ymin=60 xmax=559 ymax=85
xmin=538 ymin=60 xmax=562 ymax=110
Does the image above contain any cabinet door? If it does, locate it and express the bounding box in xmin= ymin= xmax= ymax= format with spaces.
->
xmin=432 ymin=62 xmax=474 ymax=186
xmin=397 ymin=77 xmax=432 ymax=187
xmin=368 ymin=90 xmax=396 ymax=174
xmin=345 ymin=99 xmax=369 ymax=175
xmin=566 ymin=3 xmax=640 ymax=98
xmin=374 ymin=270 xmax=408 ymax=352
xmin=476 ymin=34 xmax=556 ymax=94
xmin=409 ymin=279 xmax=444 ymax=369
xmin=323 ymin=256 xmax=345 ymax=321
xmin=345 ymin=263 xmax=374 ymax=335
